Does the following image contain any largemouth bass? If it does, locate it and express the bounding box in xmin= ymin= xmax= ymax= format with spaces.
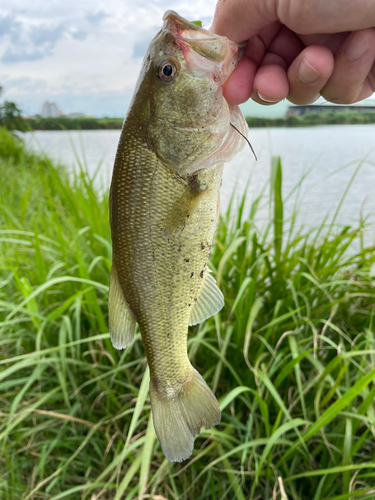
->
xmin=109 ymin=10 xmax=247 ymax=462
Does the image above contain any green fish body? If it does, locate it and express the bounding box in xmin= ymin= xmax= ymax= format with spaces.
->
xmin=109 ymin=11 xmax=247 ymax=462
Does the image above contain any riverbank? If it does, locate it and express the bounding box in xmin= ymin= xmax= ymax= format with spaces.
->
xmin=1 ymin=127 xmax=375 ymax=499
xmin=20 ymin=110 xmax=375 ymax=130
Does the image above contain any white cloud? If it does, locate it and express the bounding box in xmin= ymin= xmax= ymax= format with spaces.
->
xmin=0 ymin=0 xmax=216 ymax=116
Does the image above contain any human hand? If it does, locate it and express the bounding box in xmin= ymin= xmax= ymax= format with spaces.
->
xmin=211 ymin=0 xmax=375 ymax=106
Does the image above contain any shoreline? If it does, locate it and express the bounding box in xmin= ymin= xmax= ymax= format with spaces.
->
xmin=20 ymin=110 xmax=375 ymax=131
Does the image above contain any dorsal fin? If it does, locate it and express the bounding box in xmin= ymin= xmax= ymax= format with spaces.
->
xmin=189 ymin=269 xmax=224 ymax=326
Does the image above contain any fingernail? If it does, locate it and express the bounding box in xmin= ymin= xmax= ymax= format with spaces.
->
xmin=346 ymin=34 xmax=368 ymax=61
xmin=298 ymin=60 xmax=321 ymax=84
xmin=257 ymin=91 xmax=279 ymax=103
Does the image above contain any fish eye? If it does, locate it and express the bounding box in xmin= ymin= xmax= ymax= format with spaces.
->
xmin=158 ymin=61 xmax=177 ymax=83
xmin=163 ymin=64 xmax=173 ymax=76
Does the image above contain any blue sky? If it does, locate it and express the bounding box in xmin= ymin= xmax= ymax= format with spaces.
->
xmin=0 ymin=0 xmax=216 ymax=117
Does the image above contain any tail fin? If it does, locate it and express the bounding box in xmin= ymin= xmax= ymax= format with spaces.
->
xmin=149 ymin=368 xmax=221 ymax=463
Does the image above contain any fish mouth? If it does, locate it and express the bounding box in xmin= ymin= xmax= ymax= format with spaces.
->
xmin=162 ymin=10 xmax=244 ymax=84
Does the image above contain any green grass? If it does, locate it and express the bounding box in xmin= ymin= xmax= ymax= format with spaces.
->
xmin=0 ymin=127 xmax=374 ymax=499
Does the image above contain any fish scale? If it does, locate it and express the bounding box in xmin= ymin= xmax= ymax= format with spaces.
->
xmin=111 ymin=126 xmax=222 ymax=383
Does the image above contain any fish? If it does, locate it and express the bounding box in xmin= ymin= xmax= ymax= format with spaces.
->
xmin=108 ymin=10 xmax=247 ymax=462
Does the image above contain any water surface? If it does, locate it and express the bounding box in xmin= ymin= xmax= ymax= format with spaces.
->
xmin=22 ymin=125 xmax=375 ymax=231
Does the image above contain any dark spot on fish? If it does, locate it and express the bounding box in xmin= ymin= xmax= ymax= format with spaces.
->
xmin=184 ymin=258 xmax=190 ymax=262
xmin=211 ymin=219 xmax=214 ymax=222
xmin=187 ymin=214 xmax=190 ymax=218
xmin=167 ymin=333 xmax=170 ymax=338
xmin=188 ymin=303 xmax=191 ymax=307
xmin=201 ymin=242 xmax=205 ymax=250
xmin=178 ymin=246 xmax=182 ymax=252
xmin=194 ymin=297 xmax=197 ymax=302
xmin=200 ymin=270 xmax=204 ymax=278
xmin=190 ymin=272 xmax=194 ymax=278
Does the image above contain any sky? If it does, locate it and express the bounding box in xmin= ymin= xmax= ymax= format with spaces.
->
xmin=1 ymin=1 xmax=374 ymax=118
xmin=0 ymin=0 xmax=217 ymax=117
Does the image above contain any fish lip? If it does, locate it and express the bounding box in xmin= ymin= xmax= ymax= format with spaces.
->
xmin=162 ymin=10 xmax=244 ymax=74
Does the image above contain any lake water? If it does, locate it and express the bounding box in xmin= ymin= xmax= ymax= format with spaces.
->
xmin=22 ymin=125 xmax=375 ymax=232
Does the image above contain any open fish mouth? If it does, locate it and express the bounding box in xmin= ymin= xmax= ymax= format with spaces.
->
xmin=162 ymin=10 xmax=244 ymax=84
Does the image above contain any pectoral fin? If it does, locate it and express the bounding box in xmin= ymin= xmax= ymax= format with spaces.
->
xmin=108 ymin=265 xmax=137 ymax=349
xmin=189 ymin=269 xmax=224 ymax=326
xmin=163 ymin=176 xmax=206 ymax=239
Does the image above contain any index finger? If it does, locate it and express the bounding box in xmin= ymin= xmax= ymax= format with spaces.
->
xmin=211 ymin=0 xmax=274 ymax=42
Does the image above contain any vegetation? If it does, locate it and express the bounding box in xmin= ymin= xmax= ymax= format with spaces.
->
xmin=0 ymin=86 xmax=27 ymax=132
xmin=24 ymin=116 xmax=124 ymax=131
xmin=246 ymin=110 xmax=375 ymax=128
xmin=0 ymin=127 xmax=374 ymax=500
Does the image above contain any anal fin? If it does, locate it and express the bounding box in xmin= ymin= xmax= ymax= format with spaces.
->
xmin=189 ymin=268 xmax=224 ymax=326
xmin=108 ymin=265 xmax=137 ymax=349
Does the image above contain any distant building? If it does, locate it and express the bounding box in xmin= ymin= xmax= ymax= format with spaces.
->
xmin=41 ymin=101 xmax=62 ymax=118
xmin=66 ymin=112 xmax=86 ymax=118
xmin=288 ymin=98 xmax=375 ymax=116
